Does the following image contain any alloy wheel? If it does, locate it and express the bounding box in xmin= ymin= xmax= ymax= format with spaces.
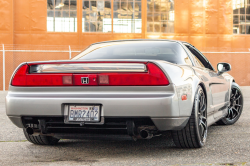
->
xmin=197 ymin=90 xmax=207 ymax=143
xmin=227 ymin=88 xmax=243 ymax=121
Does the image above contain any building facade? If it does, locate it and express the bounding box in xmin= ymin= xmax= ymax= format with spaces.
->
xmin=0 ymin=0 xmax=250 ymax=89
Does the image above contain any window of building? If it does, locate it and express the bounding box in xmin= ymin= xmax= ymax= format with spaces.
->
xmin=82 ymin=1 xmax=112 ymax=32
xmin=47 ymin=0 xmax=77 ymax=32
xmin=147 ymin=0 xmax=174 ymax=33
xmin=233 ymin=0 xmax=250 ymax=34
xmin=113 ymin=0 xmax=142 ymax=33
xmin=82 ymin=0 xmax=141 ymax=33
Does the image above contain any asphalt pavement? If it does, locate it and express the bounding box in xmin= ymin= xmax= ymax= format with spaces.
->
xmin=0 ymin=88 xmax=250 ymax=166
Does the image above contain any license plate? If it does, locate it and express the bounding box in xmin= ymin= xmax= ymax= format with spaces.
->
xmin=68 ymin=105 xmax=100 ymax=122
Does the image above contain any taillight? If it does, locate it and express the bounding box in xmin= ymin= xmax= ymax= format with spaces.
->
xmin=26 ymin=74 xmax=73 ymax=86
xmin=11 ymin=64 xmax=29 ymax=86
xmin=12 ymin=64 xmax=73 ymax=86
xmin=98 ymin=63 xmax=169 ymax=86
xmin=11 ymin=62 xmax=169 ymax=86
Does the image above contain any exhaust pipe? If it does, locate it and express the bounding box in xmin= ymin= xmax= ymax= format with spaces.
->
xmin=26 ymin=127 xmax=54 ymax=136
xmin=26 ymin=127 xmax=41 ymax=136
xmin=26 ymin=127 xmax=34 ymax=135
xmin=139 ymin=129 xmax=153 ymax=139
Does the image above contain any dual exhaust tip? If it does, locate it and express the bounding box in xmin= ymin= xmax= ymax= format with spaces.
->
xmin=26 ymin=127 xmax=34 ymax=135
xmin=139 ymin=129 xmax=153 ymax=139
xmin=127 ymin=120 xmax=155 ymax=139
xmin=26 ymin=127 xmax=41 ymax=136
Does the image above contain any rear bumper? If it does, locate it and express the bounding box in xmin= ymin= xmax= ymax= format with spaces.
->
xmin=6 ymin=85 xmax=189 ymax=131
xmin=8 ymin=116 xmax=189 ymax=131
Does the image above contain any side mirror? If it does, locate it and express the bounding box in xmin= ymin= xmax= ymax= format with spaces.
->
xmin=217 ymin=63 xmax=231 ymax=74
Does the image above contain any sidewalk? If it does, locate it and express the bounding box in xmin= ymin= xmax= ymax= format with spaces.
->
xmin=0 ymin=91 xmax=8 ymax=103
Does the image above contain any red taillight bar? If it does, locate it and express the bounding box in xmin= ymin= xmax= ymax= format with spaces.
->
xmin=98 ymin=63 xmax=169 ymax=86
xmin=11 ymin=63 xmax=169 ymax=86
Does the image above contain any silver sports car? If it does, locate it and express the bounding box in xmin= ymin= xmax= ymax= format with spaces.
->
xmin=6 ymin=40 xmax=243 ymax=148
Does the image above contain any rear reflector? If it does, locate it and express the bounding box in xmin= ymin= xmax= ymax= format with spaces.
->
xmin=181 ymin=94 xmax=187 ymax=101
xmin=11 ymin=62 xmax=169 ymax=86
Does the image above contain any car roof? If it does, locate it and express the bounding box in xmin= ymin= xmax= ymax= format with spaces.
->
xmin=90 ymin=39 xmax=185 ymax=46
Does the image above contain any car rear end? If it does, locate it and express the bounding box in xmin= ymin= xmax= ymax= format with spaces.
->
xmin=5 ymin=60 xmax=189 ymax=139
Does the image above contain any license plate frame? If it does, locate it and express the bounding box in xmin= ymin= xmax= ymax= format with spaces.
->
xmin=67 ymin=105 xmax=101 ymax=123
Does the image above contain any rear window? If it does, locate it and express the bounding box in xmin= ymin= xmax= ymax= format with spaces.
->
xmin=73 ymin=41 xmax=192 ymax=65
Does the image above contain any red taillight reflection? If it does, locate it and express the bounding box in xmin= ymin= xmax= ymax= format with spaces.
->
xmin=11 ymin=62 xmax=169 ymax=86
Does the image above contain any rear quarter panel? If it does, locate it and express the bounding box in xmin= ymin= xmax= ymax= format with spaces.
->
xmin=155 ymin=61 xmax=201 ymax=117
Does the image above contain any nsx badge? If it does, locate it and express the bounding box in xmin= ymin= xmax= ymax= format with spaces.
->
xmin=81 ymin=77 xmax=89 ymax=84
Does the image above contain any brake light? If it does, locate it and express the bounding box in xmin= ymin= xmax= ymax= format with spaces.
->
xmin=11 ymin=63 xmax=169 ymax=86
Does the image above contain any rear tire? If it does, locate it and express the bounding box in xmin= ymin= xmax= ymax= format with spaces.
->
xmin=216 ymin=82 xmax=243 ymax=125
xmin=23 ymin=129 xmax=59 ymax=145
xmin=172 ymin=85 xmax=207 ymax=148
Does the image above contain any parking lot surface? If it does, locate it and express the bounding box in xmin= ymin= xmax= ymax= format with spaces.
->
xmin=0 ymin=88 xmax=250 ymax=166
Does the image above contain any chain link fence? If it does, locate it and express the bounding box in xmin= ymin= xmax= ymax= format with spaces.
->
xmin=1 ymin=44 xmax=250 ymax=94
